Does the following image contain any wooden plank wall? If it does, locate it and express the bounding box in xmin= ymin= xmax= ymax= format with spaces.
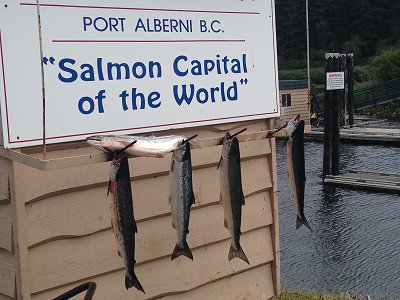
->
xmin=280 ymin=88 xmax=310 ymax=124
xmin=8 ymin=120 xmax=279 ymax=299
xmin=0 ymin=157 xmax=16 ymax=300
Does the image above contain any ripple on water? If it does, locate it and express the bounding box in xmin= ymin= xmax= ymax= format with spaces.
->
xmin=276 ymin=140 xmax=400 ymax=299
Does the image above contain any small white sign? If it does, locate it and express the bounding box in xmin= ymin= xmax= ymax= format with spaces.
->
xmin=0 ymin=0 xmax=279 ymax=148
xmin=326 ymin=72 xmax=345 ymax=90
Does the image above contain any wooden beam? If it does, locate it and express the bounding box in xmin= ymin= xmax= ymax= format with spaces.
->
xmin=0 ymin=129 xmax=277 ymax=171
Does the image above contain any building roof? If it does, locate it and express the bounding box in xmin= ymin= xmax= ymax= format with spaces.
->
xmin=279 ymin=80 xmax=308 ymax=90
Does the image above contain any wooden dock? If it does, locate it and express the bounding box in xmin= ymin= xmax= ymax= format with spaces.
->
xmin=306 ymin=127 xmax=400 ymax=144
xmin=324 ymin=170 xmax=400 ymax=193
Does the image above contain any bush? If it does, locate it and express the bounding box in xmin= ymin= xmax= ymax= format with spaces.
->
xmin=353 ymin=65 xmax=372 ymax=82
xmin=310 ymin=68 xmax=325 ymax=84
xmin=370 ymin=45 xmax=400 ymax=81
xmin=279 ymin=69 xmax=307 ymax=80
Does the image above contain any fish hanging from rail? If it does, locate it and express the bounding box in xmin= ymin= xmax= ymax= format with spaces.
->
xmin=285 ymin=114 xmax=312 ymax=230
xmin=169 ymin=141 xmax=195 ymax=260
xmin=218 ymin=131 xmax=249 ymax=264
xmin=108 ymin=149 xmax=145 ymax=293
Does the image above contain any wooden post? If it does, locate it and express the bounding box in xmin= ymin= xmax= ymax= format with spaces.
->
xmin=323 ymin=54 xmax=334 ymax=177
xmin=339 ymin=55 xmax=347 ymax=126
xmin=347 ymin=53 xmax=355 ymax=125
xmin=323 ymin=53 xmax=342 ymax=177
xmin=331 ymin=56 xmax=341 ymax=176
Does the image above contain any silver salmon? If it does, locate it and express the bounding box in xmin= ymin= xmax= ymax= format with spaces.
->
xmin=169 ymin=142 xmax=195 ymax=260
xmin=286 ymin=114 xmax=311 ymax=230
xmin=87 ymin=134 xmax=189 ymax=158
xmin=218 ymin=132 xmax=249 ymax=264
xmin=108 ymin=151 xmax=145 ymax=293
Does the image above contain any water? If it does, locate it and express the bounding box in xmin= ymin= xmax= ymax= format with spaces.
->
xmin=276 ymin=140 xmax=400 ymax=299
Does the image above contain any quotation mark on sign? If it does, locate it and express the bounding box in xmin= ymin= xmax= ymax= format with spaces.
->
xmin=43 ymin=56 xmax=55 ymax=65
xmin=240 ymin=78 xmax=248 ymax=85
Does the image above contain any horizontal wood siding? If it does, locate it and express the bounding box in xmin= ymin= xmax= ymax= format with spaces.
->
xmin=7 ymin=120 xmax=279 ymax=299
xmin=280 ymin=88 xmax=310 ymax=124
xmin=0 ymin=158 xmax=15 ymax=299
xmin=0 ymin=174 xmax=9 ymax=204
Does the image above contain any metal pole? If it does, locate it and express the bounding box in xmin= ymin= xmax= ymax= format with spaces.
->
xmin=36 ymin=0 xmax=46 ymax=159
xmin=306 ymin=0 xmax=311 ymax=116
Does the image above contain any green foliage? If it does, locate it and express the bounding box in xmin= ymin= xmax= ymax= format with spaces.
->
xmin=310 ymin=68 xmax=325 ymax=84
xmin=276 ymin=0 xmax=400 ymax=75
xmin=370 ymin=46 xmax=400 ymax=81
xmin=277 ymin=56 xmax=307 ymax=70
xmin=353 ymin=66 xmax=373 ymax=83
xmin=271 ymin=290 xmax=369 ymax=300
xmin=342 ymin=37 xmax=367 ymax=58
xmin=279 ymin=68 xmax=325 ymax=84
xmin=279 ymin=69 xmax=307 ymax=81
xmin=360 ymin=101 xmax=400 ymax=120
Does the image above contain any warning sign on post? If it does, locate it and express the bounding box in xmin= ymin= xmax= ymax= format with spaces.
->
xmin=326 ymin=72 xmax=345 ymax=90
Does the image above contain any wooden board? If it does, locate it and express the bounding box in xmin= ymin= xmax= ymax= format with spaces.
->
xmin=29 ymin=192 xmax=272 ymax=293
xmin=324 ymin=170 xmax=400 ymax=193
xmin=0 ymin=205 xmax=11 ymax=222
xmin=19 ymin=139 xmax=271 ymax=204
xmin=0 ymin=262 xmax=15 ymax=298
xmin=25 ymin=155 xmax=272 ymax=248
xmin=0 ymin=220 xmax=12 ymax=253
xmin=0 ymin=175 xmax=9 ymax=204
xmin=32 ymin=227 xmax=274 ymax=300
xmin=0 ymin=121 xmax=270 ymax=171
xmin=161 ymin=263 xmax=275 ymax=300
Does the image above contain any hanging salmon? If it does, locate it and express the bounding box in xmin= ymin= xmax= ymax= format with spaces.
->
xmin=169 ymin=141 xmax=195 ymax=260
xmin=218 ymin=132 xmax=249 ymax=264
xmin=108 ymin=151 xmax=145 ymax=293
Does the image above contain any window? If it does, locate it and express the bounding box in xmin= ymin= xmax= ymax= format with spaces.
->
xmin=282 ymin=93 xmax=292 ymax=107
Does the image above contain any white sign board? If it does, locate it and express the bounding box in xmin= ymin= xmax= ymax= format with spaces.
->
xmin=326 ymin=72 xmax=345 ymax=91
xmin=0 ymin=0 xmax=279 ymax=148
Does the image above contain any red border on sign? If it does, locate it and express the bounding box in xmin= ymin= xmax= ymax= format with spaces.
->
xmin=52 ymin=39 xmax=246 ymax=43
xmin=8 ymin=112 xmax=278 ymax=144
xmin=19 ymin=3 xmax=260 ymax=15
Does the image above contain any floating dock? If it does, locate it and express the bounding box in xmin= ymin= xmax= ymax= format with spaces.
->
xmin=306 ymin=127 xmax=400 ymax=144
xmin=324 ymin=170 xmax=400 ymax=193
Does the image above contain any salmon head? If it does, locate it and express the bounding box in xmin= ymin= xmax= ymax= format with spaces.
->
xmin=86 ymin=135 xmax=136 ymax=153
xmin=87 ymin=135 xmax=119 ymax=153
xmin=287 ymin=115 xmax=305 ymax=137
xmin=221 ymin=132 xmax=239 ymax=159
xmin=172 ymin=141 xmax=191 ymax=162
xmin=109 ymin=150 xmax=129 ymax=180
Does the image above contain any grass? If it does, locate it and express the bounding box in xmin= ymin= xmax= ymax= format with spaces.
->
xmin=360 ymin=101 xmax=400 ymax=120
xmin=271 ymin=290 xmax=370 ymax=300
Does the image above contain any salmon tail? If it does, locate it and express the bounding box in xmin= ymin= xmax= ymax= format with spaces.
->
xmin=125 ymin=273 xmax=145 ymax=293
xmin=228 ymin=243 xmax=250 ymax=265
xmin=171 ymin=241 xmax=193 ymax=261
xmin=296 ymin=213 xmax=312 ymax=231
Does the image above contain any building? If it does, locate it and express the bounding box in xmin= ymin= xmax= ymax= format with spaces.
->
xmin=279 ymin=80 xmax=310 ymax=124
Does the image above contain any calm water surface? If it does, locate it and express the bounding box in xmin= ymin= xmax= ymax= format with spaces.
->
xmin=276 ymin=140 xmax=400 ymax=299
